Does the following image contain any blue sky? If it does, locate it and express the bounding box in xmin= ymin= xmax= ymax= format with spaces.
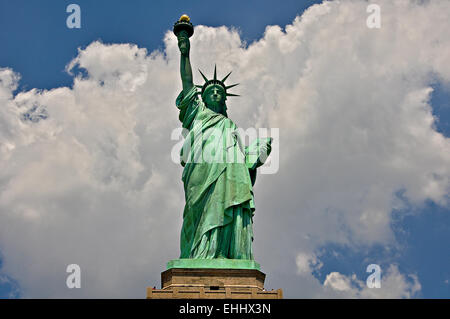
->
xmin=0 ymin=0 xmax=449 ymax=298
xmin=0 ymin=0 xmax=314 ymax=91
xmin=314 ymin=199 xmax=450 ymax=298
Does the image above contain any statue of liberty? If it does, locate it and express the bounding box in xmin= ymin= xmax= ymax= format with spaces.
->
xmin=173 ymin=15 xmax=272 ymax=263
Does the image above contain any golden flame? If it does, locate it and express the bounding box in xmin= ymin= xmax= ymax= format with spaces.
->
xmin=179 ymin=14 xmax=190 ymax=22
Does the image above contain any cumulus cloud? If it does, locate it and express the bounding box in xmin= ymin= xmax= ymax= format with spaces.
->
xmin=323 ymin=265 xmax=421 ymax=298
xmin=0 ymin=0 xmax=449 ymax=297
xmin=296 ymin=252 xmax=322 ymax=275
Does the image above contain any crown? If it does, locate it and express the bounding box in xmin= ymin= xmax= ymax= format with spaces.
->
xmin=196 ymin=65 xmax=239 ymax=97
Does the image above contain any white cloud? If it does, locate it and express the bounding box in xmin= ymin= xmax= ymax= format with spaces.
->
xmin=323 ymin=265 xmax=421 ymax=298
xmin=296 ymin=252 xmax=322 ymax=275
xmin=324 ymin=272 xmax=355 ymax=292
xmin=0 ymin=0 xmax=449 ymax=297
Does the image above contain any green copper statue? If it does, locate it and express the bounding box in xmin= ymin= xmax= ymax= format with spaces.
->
xmin=173 ymin=15 xmax=272 ymax=262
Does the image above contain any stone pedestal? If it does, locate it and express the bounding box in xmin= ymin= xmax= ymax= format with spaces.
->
xmin=147 ymin=266 xmax=282 ymax=299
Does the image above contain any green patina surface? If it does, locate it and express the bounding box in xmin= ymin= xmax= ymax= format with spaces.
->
xmin=167 ymin=259 xmax=260 ymax=270
xmin=172 ymin=15 xmax=272 ymax=266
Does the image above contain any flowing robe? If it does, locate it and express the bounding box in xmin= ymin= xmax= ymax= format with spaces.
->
xmin=176 ymin=86 xmax=256 ymax=259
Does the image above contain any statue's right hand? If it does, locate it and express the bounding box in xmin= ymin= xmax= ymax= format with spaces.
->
xmin=177 ymin=33 xmax=190 ymax=56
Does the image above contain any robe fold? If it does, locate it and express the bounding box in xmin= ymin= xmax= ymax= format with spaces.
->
xmin=175 ymin=86 xmax=256 ymax=259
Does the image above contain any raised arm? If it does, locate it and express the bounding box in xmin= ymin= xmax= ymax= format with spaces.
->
xmin=177 ymin=30 xmax=194 ymax=95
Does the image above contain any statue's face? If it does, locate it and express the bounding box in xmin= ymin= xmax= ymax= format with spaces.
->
xmin=202 ymin=85 xmax=227 ymax=114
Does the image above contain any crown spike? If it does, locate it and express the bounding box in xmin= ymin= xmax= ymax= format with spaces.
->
xmin=225 ymin=83 xmax=239 ymax=90
xmin=198 ymin=69 xmax=208 ymax=82
xmin=226 ymin=93 xmax=240 ymax=97
xmin=222 ymin=71 xmax=232 ymax=83
xmin=213 ymin=64 xmax=217 ymax=81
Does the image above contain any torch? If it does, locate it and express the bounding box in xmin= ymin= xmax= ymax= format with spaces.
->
xmin=173 ymin=14 xmax=194 ymax=38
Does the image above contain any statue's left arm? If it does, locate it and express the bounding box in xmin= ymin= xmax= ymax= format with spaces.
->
xmin=245 ymin=137 xmax=273 ymax=169
xmin=243 ymin=138 xmax=272 ymax=186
